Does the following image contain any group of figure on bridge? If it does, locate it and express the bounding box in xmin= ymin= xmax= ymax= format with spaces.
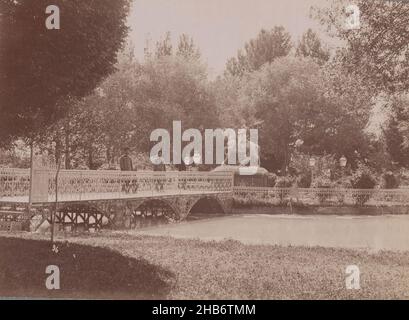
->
xmin=119 ymin=147 xmax=166 ymax=193
xmin=119 ymin=147 xmax=166 ymax=172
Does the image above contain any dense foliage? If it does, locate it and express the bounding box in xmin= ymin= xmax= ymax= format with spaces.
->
xmin=0 ymin=0 xmax=131 ymax=144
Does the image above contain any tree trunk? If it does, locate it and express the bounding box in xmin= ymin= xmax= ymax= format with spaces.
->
xmin=64 ymin=120 xmax=71 ymax=169
xmin=55 ymin=133 xmax=62 ymax=165
xmin=88 ymin=146 xmax=94 ymax=169
xmin=106 ymin=146 xmax=111 ymax=165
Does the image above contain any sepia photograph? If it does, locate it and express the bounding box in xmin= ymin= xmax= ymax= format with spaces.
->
xmin=0 ymin=0 xmax=409 ymax=305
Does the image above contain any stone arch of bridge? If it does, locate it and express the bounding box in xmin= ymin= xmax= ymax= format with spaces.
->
xmin=117 ymin=195 xmax=232 ymax=222
xmin=52 ymin=194 xmax=233 ymax=229
xmin=162 ymin=194 xmax=233 ymax=220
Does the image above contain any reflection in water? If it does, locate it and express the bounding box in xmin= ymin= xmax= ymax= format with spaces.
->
xmin=136 ymin=214 xmax=409 ymax=252
xmin=186 ymin=212 xmax=226 ymax=222
xmin=129 ymin=197 xmax=227 ymax=228
xmin=131 ymin=211 xmax=225 ymax=229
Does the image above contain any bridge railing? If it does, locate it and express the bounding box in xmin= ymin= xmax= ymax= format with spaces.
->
xmin=31 ymin=169 xmax=234 ymax=202
xmin=0 ymin=168 xmax=235 ymax=202
xmin=233 ymin=186 xmax=409 ymax=207
xmin=3 ymin=167 xmax=409 ymax=207
xmin=0 ymin=168 xmax=30 ymax=199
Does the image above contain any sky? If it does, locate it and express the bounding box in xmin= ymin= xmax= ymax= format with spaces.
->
xmin=128 ymin=0 xmax=331 ymax=77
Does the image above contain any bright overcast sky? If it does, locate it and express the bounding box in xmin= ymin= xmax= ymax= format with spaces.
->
xmin=128 ymin=0 xmax=330 ymax=77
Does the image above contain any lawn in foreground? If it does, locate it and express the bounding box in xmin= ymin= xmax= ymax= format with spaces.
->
xmin=0 ymin=236 xmax=173 ymax=299
xmin=1 ymin=232 xmax=409 ymax=299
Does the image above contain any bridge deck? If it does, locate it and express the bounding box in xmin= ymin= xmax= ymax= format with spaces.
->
xmin=0 ymin=168 xmax=235 ymax=206
xmin=0 ymin=189 xmax=230 ymax=204
xmin=2 ymin=168 xmax=409 ymax=208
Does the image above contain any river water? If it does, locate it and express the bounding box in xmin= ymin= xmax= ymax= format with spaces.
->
xmin=134 ymin=214 xmax=409 ymax=252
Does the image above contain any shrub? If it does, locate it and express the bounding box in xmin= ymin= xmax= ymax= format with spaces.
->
xmin=275 ymin=176 xmax=294 ymax=188
xmin=275 ymin=176 xmax=294 ymax=204
xmin=333 ymin=177 xmax=353 ymax=189
xmin=352 ymin=172 xmax=377 ymax=189
xmin=297 ymin=173 xmax=312 ymax=188
xmin=332 ymin=177 xmax=352 ymax=204
xmin=311 ymin=176 xmax=333 ymax=204
xmin=382 ymin=172 xmax=400 ymax=189
xmin=398 ymin=169 xmax=409 ymax=187
xmin=266 ymin=173 xmax=277 ymax=187
xmin=233 ymin=193 xmax=273 ymax=208
xmin=351 ymin=165 xmax=377 ymax=206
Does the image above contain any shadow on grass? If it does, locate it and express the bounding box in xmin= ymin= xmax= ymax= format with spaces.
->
xmin=0 ymin=237 xmax=174 ymax=299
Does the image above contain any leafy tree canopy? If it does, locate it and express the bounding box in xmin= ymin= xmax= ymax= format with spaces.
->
xmin=384 ymin=95 xmax=409 ymax=168
xmin=314 ymin=0 xmax=409 ymax=94
xmin=227 ymin=56 xmax=372 ymax=172
xmin=36 ymin=35 xmax=219 ymax=169
xmin=225 ymin=26 xmax=292 ymax=77
xmin=0 ymin=0 xmax=131 ymax=145
xmin=295 ymin=28 xmax=330 ymax=65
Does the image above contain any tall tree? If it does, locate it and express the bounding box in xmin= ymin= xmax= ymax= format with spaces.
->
xmin=384 ymin=96 xmax=409 ymax=168
xmin=39 ymin=37 xmax=219 ymax=169
xmin=225 ymin=26 xmax=292 ymax=77
xmin=296 ymin=29 xmax=330 ymax=65
xmin=0 ymin=0 xmax=131 ymax=145
xmin=176 ymin=34 xmax=201 ymax=60
xmin=236 ymin=56 xmax=372 ymax=172
xmin=155 ymin=31 xmax=173 ymax=58
xmin=212 ymin=74 xmax=247 ymax=129
xmin=314 ymin=0 xmax=409 ymax=94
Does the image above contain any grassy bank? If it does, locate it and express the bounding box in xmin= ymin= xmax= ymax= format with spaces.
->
xmin=0 ymin=236 xmax=173 ymax=299
xmin=1 ymin=232 xmax=409 ymax=299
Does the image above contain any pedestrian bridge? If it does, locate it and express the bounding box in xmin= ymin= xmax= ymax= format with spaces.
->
xmin=1 ymin=167 xmax=409 ymax=232
xmin=0 ymin=168 xmax=234 ymax=203
xmin=0 ymin=168 xmax=234 ymax=230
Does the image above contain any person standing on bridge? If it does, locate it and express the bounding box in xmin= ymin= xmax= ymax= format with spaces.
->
xmin=153 ymin=156 xmax=166 ymax=172
xmin=119 ymin=147 xmax=134 ymax=193
xmin=152 ymin=155 xmax=166 ymax=192
xmin=119 ymin=147 xmax=133 ymax=171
